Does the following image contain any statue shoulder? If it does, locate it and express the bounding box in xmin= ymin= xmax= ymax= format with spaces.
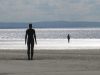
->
xmin=32 ymin=29 xmax=35 ymax=32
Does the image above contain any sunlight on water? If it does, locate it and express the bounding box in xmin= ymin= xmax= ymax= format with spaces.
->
xmin=0 ymin=28 xmax=100 ymax=50
xmin=0 ymin=28 xmax=100 ymax=40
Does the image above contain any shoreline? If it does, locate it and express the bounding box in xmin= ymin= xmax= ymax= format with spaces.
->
xmin=0 ymin=48 xmax=100 ymax=51
xmin=0 ymin=39 xmax=100 ymax=50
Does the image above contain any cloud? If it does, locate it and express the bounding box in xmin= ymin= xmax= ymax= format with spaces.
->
xmin=0 ymin=0 xmax=100 ymax=22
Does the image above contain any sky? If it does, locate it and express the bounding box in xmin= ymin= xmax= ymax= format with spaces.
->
xmin=0 ymin=0 xmax=100 ymax=22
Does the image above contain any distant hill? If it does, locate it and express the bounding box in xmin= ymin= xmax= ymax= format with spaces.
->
xmin=0 ymin=21 xmax=100 ymax=29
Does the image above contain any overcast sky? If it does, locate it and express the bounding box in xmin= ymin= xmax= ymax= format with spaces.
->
xmin=0 ymin=0 xmax=100 ymax=22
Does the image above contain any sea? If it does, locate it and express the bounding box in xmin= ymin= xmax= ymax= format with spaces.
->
xmin=0 ymin=28 xmax=100 ymax=40
xmin=0 ymin=28 xmax=100 ymax=50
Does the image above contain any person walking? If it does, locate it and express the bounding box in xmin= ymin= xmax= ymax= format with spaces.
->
xmin=25 ymin=24 xmax=37 ymax=60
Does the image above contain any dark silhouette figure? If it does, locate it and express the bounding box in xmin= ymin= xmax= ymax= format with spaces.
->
xmin=67 ymin=34 xmax=70 ymax=43
xmin=25 ymin=24 xmax=37 ymax=60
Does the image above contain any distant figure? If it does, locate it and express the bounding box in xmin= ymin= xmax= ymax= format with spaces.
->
xmin=25 ymin=24 xmax=37 ymax=60
xmin=67 ymin=34 xmax=70 ymax=43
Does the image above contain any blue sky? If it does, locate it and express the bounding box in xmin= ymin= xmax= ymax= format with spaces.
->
xmin=0 ymin=0 xmax=100 ymax=22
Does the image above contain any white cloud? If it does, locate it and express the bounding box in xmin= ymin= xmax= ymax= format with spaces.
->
xmin=0 ymin=0 xmax=100 ymax=22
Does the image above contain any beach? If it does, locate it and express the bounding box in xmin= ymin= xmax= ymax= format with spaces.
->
xmin=0 ymin=0 xmax=100 ymax=74
xmin=0 ymin=29 xmax=100 ymax=75
xmin=0 ymin=49 xmax=100 ymax=75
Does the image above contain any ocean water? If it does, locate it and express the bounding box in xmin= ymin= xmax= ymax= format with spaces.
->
xmin=0 ymin=28 xmax=100 ymax=40
xmin=0 ymin=28 xmax=100 ymax=49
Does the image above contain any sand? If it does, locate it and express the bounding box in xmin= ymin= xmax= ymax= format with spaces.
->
xmin=0 ymin=50 xmax=100 ymax=75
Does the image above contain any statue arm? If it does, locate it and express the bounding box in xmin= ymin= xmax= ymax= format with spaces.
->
xmin=34 ymin=30 xmax=37 ymax=44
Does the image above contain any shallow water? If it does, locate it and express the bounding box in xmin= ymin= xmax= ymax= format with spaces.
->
xmin=0 ymin=28 xmax=100 ymax=40
xmin=0 ymin=28 xmax=100 ymax=50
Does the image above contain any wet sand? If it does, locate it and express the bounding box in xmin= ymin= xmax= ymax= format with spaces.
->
xmin=0 ymin=49 xmax=100 ymax=75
